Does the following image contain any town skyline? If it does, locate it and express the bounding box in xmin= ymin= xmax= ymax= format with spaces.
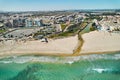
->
xmin=0 ymin=0 xmax=120 ymax=11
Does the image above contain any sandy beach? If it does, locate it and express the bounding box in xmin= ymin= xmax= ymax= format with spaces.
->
xmin=0 ymin=31 xmax=120 ymax=57
xmin=80 ymin=31 xmax=120 ymax=54
xmin=0 ymin=35 xmax=78 ymax=56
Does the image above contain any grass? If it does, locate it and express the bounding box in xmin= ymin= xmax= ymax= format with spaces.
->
xmin=0 ymin=29 xmax=6 ymax=33
xmin=48 ymin=31 xmax=76 ymax=39
xmin=49 ymin=22 xmax=88 ymax=39
xmin=80 ymin=23 xmax=91 ymax=35
xmin=61 ymin=24 xmax=68 ymax=31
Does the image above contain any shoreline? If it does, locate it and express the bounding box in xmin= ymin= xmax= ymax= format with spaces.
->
xmin=0 ymin=50 xmax=120 ymax=58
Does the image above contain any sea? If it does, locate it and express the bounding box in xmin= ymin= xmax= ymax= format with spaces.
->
xmin=0 ymin=52 xmax=120 ymax=80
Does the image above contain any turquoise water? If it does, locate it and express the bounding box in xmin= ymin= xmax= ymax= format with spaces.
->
xmin=0 ymin=52 xmax=120 ymax=80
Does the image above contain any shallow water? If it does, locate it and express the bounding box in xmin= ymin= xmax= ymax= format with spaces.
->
xmin=0 ymin=52 xmax=120 ymax=80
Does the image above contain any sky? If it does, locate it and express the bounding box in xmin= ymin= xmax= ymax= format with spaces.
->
xmin=0 ymin=0 xmax=120 ymax=11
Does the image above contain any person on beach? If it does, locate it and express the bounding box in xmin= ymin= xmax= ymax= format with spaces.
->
xmin=45 ymin=38 xmax=48 ymax=43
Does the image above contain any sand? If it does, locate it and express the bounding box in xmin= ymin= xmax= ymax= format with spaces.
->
xmin=0 ymin=31 xmax=120 ymax=57
xmin=0 ymin=35 xmax=78 ymax=56
xmin=80 ymin=31 xmax=120 ymax=54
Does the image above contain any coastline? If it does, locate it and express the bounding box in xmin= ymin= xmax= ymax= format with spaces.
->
xmin=0 ymin=31 xmax=120 ymax=58
xmin=0 ymin=50 xmax=120 ymax=59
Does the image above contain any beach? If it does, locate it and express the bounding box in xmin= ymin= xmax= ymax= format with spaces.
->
xmin=0 ymin=35 xmax=78 ymax=56
xmin=80 ymin=31 xmax=120 ymax=54
xmin=0 ymin=31 xmax=120 ymax=57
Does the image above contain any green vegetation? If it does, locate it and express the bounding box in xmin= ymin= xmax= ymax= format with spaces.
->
xmin=33 ymin=21 xmax=93 ymax=39
xmin=80 ymin=25 xmax=90 ymax=34
xmin=49 ymin=22 xmax=88 ymax=39
xmin=61 ymin=24 xmax=68 ymax=31
xmin=0 ymin=29 xmax=6 ymax=33
xmin=113 ymin=28 xmax=120 ymax=31
xmin=79 ymin=22 xmax=97 ymax=35
xmin=33 ymin=31 xmax=43 ymax=37
xmin=49 ymin=31 xmax=76 ymax=38
xmin=84 ymin=18 xmax=93 ymax=22
xmin=102 ymin=12 xmax=116 ymax=16
xmin=90 ymin=25 xmax=96 ymax=31
xmin=90 ymin=23 xmax=96 ymax=31
xmin=80 ymin=22 xmax=88 ymax=28
xmin=85 ymin=15 xmax=102 ymax=21
xmin=34 ymin=21 xmax=94 ymax=39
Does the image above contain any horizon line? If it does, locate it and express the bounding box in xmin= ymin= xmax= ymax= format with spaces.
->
xmin=0 ymin=8 xmax=120 ymax=12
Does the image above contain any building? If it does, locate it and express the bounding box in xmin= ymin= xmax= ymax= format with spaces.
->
xmin=25 ymin=19 xmax=33 ymax=27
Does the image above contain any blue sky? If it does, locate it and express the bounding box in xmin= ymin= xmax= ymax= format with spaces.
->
xmin=0 ymin=0 xmax=120 ymax=11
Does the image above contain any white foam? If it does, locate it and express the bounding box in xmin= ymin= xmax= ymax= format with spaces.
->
xmin=0 ymin=53 xmax=120 ymax=64
xmin=92 ymin=68 xmax=108 ymax=73
xmin=0 ymin=61 xmax=12 ymax=64
xmin=68 ymin=61 xmax=74 ymax=64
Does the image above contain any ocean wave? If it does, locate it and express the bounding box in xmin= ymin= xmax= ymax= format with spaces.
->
xmin=0 ymin=61 xmax=12 ymax=64
xmin=92 ymin=68 xmax=109 ymax=73
xmin=0 ymin=53 xmax=120 ymax=64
